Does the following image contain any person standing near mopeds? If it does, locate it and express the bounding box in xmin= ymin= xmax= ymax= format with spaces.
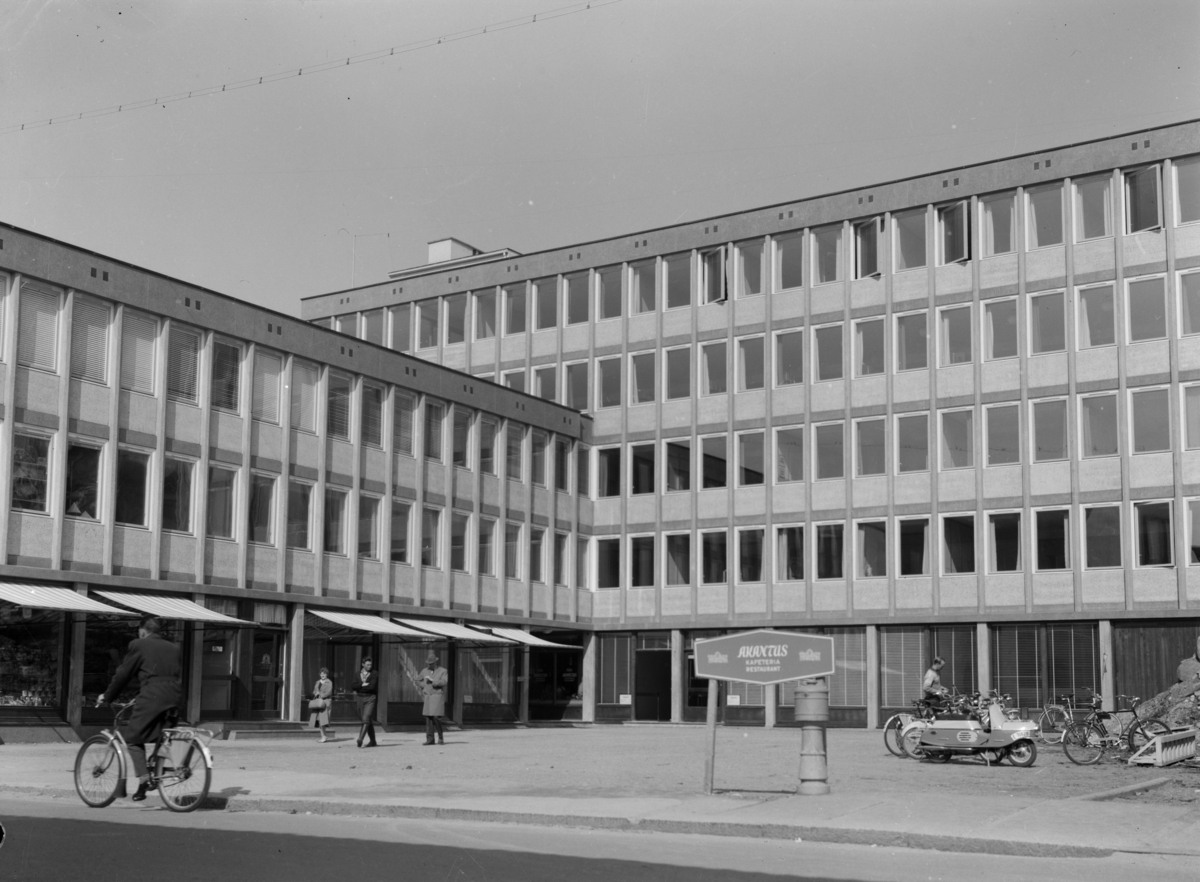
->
xmin=353 ymin=657 xmax=378 ymax=748
xmin=418 ymin=652 xmax=448 ymax=745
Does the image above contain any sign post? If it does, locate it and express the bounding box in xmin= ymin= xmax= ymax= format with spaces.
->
xmin=693 ymin=630 xmax=836 ymax=795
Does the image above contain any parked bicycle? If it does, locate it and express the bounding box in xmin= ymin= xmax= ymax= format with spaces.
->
xmin=1035 ymin=694 xmax=1081 ymax=744
xmin=74 ymin=701 xmax=214 ymax=811
xmin=1061 ymin=690 xmax=1170 ymax=765
xmin=883 ymin=697 xmax=940 ymax=757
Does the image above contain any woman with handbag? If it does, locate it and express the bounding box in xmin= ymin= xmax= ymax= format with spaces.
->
xmin=309 ymin=667 xmax=333 ymax=742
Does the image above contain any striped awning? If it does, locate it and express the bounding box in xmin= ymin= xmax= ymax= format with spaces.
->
xmin=309 ymin=610 xmax=434 ymax=638
xmin=395 ymin=618 xmax=515 ymax=644
xmin=95 ymin=591 xmax=252 ymax=624
xmin=480 ymin=627 xmax=578 ymax=649
xmin=0 ymin=582 xmax=134 ymax=614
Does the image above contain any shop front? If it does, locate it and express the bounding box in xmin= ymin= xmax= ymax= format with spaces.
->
xmin=520 ymin=629 xmax=584 ymax=722
xmin=197 ymin=598 xmax=289 ymax=721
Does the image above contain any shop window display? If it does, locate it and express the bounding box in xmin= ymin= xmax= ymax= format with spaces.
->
xmin=0 ymin=607 xmax=63 ymax=707
xmin=82 ymin=616 xmax=184 ymax=706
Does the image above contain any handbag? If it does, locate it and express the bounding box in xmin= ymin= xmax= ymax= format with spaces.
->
xmin=308 ymin=697 xmax=328 ymax=711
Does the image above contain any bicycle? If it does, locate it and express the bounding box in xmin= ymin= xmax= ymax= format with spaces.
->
xmin=1061 ymin=691 xmax=1170 ymax=765
xmin=1036 ymin=694 xmax=1080 ymax=744
xmin=74 ymin=701 xmax=214 ymax=812
xmin=883 ymin=698 xmax=940 ymax=757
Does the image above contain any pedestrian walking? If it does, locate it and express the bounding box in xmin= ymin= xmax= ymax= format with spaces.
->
xmin=354 ymin=656 xmax=378 ymax=747
xmin=418 ymin=652 xmax=448 ymax=745
xmin=309 ymin=667 xmax=333 ymax=742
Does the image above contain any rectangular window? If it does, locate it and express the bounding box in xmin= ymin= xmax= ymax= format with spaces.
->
xmin=251 ymin=351 xmax=282 ymax=423
xmin=984 ymin=298 xmax=1018 ymax=360
xmin=597 ymin=357 xmax=622 ymax=408
xmin=895 ymin=312 xmax=928 ymax=371
xmin=390 ymin=303 xmax=412 ymax=352
xmin=739 ymin=528 xmax=764 ymax=581
xmin=248 ymin=474 xmax=275 ymax=544
xmin=575 ymin=538 xmax=590 ymax=588
xmin=1078 ymin=284 xmax=1115 ymax=348
xmin=475 ymin=289 xmax=496 ymax=339
xmin=987 ymin=404 xmax=1021 ymax=465
xmin=450 ymin=512 xmax=468 ymax=572
xmin=701 ymin=436 xmax=727 ymax=489
xmin=813 ymin=226 xmax=842 ymax=284
xmin=701 ymin=342 xmax=727 ymax=395
xmin=424 ymin=401 xmax=444 ymax=462
xmin=666 ymin=534 xmax=690 ymax=585
xmin=65 ymin=444 xmax=101 ymax=519
xmin=854 ymin=218 xmax=880 ymax=278
xmin=326 ymin=373 xmax=352 ymax=440
xmin=738 ymin=337 xmax=764 ymax=391
xmin=989 ymin=512 xmax=1022 ymax=572
xmin=632 ymin=261 xmax=656 ymax=313
xmin=362 ymin=308 xmax=384 ymax=345
xmin=1186 ymin=386 xmax=1200 ymax=449
xmin=1132 ymin=388 xmax=1170 ymax=453
xmin=1074 ymin=174 xmax=1112 ymax=240
xmin=1178 ymin=156 xmax=1200 ymax=224
xmin=71 ymin=297 xmax=110 ymax=385
xmin=565 ymin=362 xmax=589 ymax=411
xmin=287 ymin=482 xmax=311 ymax=550
xmin=943 ymin=515 xmax=976 ymax=574
xmin=897 ymin=413 xmax=929 ymax=473
xmin=939 ymin=306 xmax=971 ymax=366
xmin=554 ymin=532 xmax=569 ymax=586
xmin=1135 ymin=501 xmax=1172 ymax=566
xmin=288 ymin=360 xmax=318 ymax=433
xmin=421 ymin=508 xmax=441 ymax=568
xmin=857 ymin=521 xmax=886 ymax=578
xmin=167 ymin=327 xmax=200 ymax=402
xmin=630 ymin=535 xmax=653 ymax=587
xmin=210 ymin=339 xmax=241 ymax=412
xmin=939 ymin=201 xmax=969 ymax=263
xmin=1085 ymin=505 xmax=1121 ymax=568
xmin=815 ymin=422 xmax=845 ymax=480
xmin=534 ymin=366 xmax=556 ymax=402
xmin=577 ymin=444 xmax=590 ymax=497
xmin=738 ymin=241 xmax=763 ymax=296
xmin=554 ymin=437 xmax=570 ymax=492
xmin=393 ymin=391 xmax=416 ymax=456
xmin=336 ymin=314 xmax=356 ymax=337
xmin=566 ymin=273 xmax=589 ymax=324
xmin=207 ymin=465 xmax=237 ymax=540
xmin=504 ymin=522 xmax=521 ymax=579
xmin=666 ymin=440 xmax=690 ymax=491
xmin=893 ymin=209 xmax=926 ymax=271
xmin=702 ymin=531 xmax=728 ymax=584
xmin=598 ymin=266 xmax=622 ymax=319
xmin=418 ymin=299 xmax=439 ymax=348
xmin=980 ymin=192 xmax=1015 ymax=256
xmin=738 ymin=432 xmax=764 ymax=486
xmin=1191 ymin=503 xmax=1200 ymax=565
xmin=479 ymin=417 xmax=498 ymax=475
xmin=390 ymin=500 xmax=411 ymax=563
xmin=665 ymin=253 xmax=691 ymax=308
xmin=506 ymin=422 xmax=523 ymax=481
xmin=630 ymin=443 xmax=654 ymax=495
xmin=815 ymin=324 xmax=843 ymax=381
xmin=774 ymin=331 xmax=803 ymax=386
xmin=776 ymin=428 xmax=804 ymax=483
xmin=1033 ymin=399 xmax=1068 ymax=461
xmin=775 ymin=232 xmax=803 ymax=290
xmin=1030 ymin=292 xmax=1065 ymax=354
xmin=1027 ymin=183 xmax=1064 ymax=248
xmin=941 ymin=409 xmax=973 ymax=469
xmin=1080 ymin=394 xmax=1119 ymax=458
xmin=113 ymin=450 xmax=149 ymax=527
xmin=323 ymin=488 xmax=347 ymax=554
xmin=18 ymin=283 xmax=59 ymax=371
xmin=477 ymin=517 xmax=495 ymax=576
xmin=445 ymin=294 xmax=466 ymax=345
xmin=161 ymin=458 xmax=193 ymax=533
xmin=631 ymin=352 xmax=656 ymax=404
xmin=361 ymin=384 xmax=384 ymax=447
xmin=854 ymin=417 xmax=888 ymax=477
xmin=1126 ymin=166 xmax=1162 ymax=233
xmin=1182 ymin=272 xmax=1200 ymax=336
xmin=452 ymin=408 xmax=471 ymax=468
xmin=598 ymin=447 xmax=621 ymax=498
xmin=596 ymin=537 xmax=619 ymax=588
xmin=1128 ymin=277 xmax=1167 ymax=342
xmin=854 ymin=318 xmax=884 ymax=376
xmin=1035 ymin=509 xmax=1069 ymax=570
xmin=701 ymin=249 xmax=726 ymax=303
xmin=535 ymin=277 xmax=558 ymax=330
xmin=504 ymin=285 xmax=526 ymax=335
xmin=816 ymin=523 xmax=844 ymax=579
xmin=531 ymin=431 xmax=548 ymax=486
xmin=665 ymin=347 xmax=691 ymax=399
xmin=898 ymin=518 xmax=929 ymax=576
xmin=776 ymin=526 xmax=804 ymax=580
xmin=504 ymin=371 xmax=526 ymax=394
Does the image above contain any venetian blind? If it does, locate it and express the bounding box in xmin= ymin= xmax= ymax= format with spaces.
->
xmin=393 ymin=390 xmax=415 ymax=455
xmin=167 ymin=327 xmax=200 ymax=402
xmin=18 ymin=283 xmax=60 ymax=370
xmin=210 ymin=340 xmax=241 ymax=412
xmin=326 ymin=372 xmax=352 ymax=440
xmin=252 ymin=350 xmax=282 ymax=423
xmin=361 ymin=384 xmax=383 ymax=447
xmin=828 ymin=627 xmax=867 ymax=708
xmin=1047 ymin=624 xmax=1099 ymax=706
xmin=120 ymin=311 xmax=157 ymax=394
xmin=931 ymin=625 xmax=977 ymax=696
xmin=992 ymin=625 xmax=1042 ymax=710
xmin=880 ymin=626 xmax=926 ymax=708
xmin=290 ymin=360 xmax=318 ymax=432
xmin=71 ymin=297 xmax=110 ymax=383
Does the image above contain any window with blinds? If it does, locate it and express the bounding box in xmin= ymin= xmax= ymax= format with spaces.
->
xmin=931 ymin=625 xmax=977 ymax=696
xmin=327 ymin=372 xmax=352 ymax=440
xmin=881 ymin=626 xmax=927 ymax=707
xmin=393 ymin=390 xmax=416 ymax=455
xmin=361 ymin=384 xmax=383 ymax=448
xmin=71 ymin=297 xmax=110 ymax=384
xmin=251 ymin=350 xmax=283 ymax=423
xmin=424 ymin=401 xmax=444 ymax=461
xmin=727 ymin=681 xmax=765 ymax=707
xmin=167 ymin=327 xmax=200 ymax=402
xmin=598 ymin=634 xmax=634 ymax=704
xmin=210 ymin=339 xmax=241 ymax=412
xmin=120 ymin=311 xmax=157 ymax=394
xmin=991 ymin=625 xmax=1042 ymax=710
xmin=290 ymin=360 xmax=319 ymax=432
xmin=18 ymin=283 xmax=61 ymax=371
xmin=1046 ymin=624 xmax=1100 ymax=705
xmin=828 ymin=627 xmax=867 ymax=707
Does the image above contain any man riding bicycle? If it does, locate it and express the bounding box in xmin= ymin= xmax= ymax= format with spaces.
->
xmin=96 ymin=615 xmax=183 ymax=801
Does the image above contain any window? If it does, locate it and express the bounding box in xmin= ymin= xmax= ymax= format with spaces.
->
xmin=112 ymin=449 xmax=150 ymax=527
xmin=943 ymin=515 xmax=976 ymax=574
xmin=390 ymin=303 xmax=412 ymax=352
xmin=701 ymin=342 xmax=726 ymax=394
xmin=390 ymin=500 xmax=411 ymax=563
xmin=816 ymin=523 xmax=844 ymax=579
xmin=1032 ymin=399 xmax=1067 ymax=461
xmin=984 ymin=298 xmax=1018 ymax=360
xmin=814 ymin=324 xmax=843 ymax=381
xmin=771 ymin=330 xmax=803 ymax=387
xmin=631 ymin=352 xmax=655 ymax=404
xmin=565 ymin=362 xmax=589 ymax=410
xmin=535 ymin=277 xmax=557 ymax=330
xmin=1182 ymin=272 xmax=1200 ymax=336
xmin=665 ymin=347 xmax=691 ymax=399
xmin=630 ymin=443 xmax=654 ymax=495
xmin=813 ymin=226 xmax=842 ymax=284
xmin=1078 ymin=284 xmax=1115 ymax=348
xmin=739 ymin=528 xmax=764 ymax=581
xmin=775 ymin=232 xmax=803 ymax=290
xmin=857 ymin=521 xmax=886 ymax=578
xmin=941 ymin=409 xmax=973 ymax=469
xmin=478 ymin=517 xmax=495 ymax=575
xmin=445 ymin=294 xmax=467 ymax=345
xmin=505 ymin=421 xmax=523 ymax=481
xmin=418 ymin=299 xmax=439 ymax=348
xmin=939 ymin=306 xmax=971 ymax=365
xmin=1030 ymin=291 xmax=1065 ymax=354
xmin=450 ymin=512 xmax=468 ymax=572
xmin=738 ymin=432 xmax=764 ymax=486
xmin=576 ymin=444 xmax=590 ymax=497
xmin=566 ymin=273 xmax=589 ymax=324
xmin=1135 ymin=501 xmax=1172 ymax=567
xmin=207 ymin=465 xmax=237 ymax=540
xmin=596 ymin=537 xmax=619 ymax=588
xmin=336 ymin=314 xmax=356 ymax=336
xmin=503 ymin=369 xmax=525 ymax=394
xmin=630 ymin=535 xmax=653 ymax=587
xmin=1085 ymin=505 xmax=1121 ymax=568
xmin=701 ymin=249 xmax=726 ymax=303
xmin=326 ymin=372 xmax=352 ymax=440
xmin=424 ymin=400 xmax=444 ymax=462
xmin=1187 ymin=385 xmax=1200 ymax=449
xmin=776 ymin=427 xmax=804 ymax=483
xmin=1128 ymin=276 xmax=1167 ymax=342
xmin=1191 ymin=503 xmax=1200 ymax=565
xmin=167 ymin=326 xmax=200 ymax=402
xmin=393 ymin=391 xmax=416 ymax=456
xmin=161 ymin=458 xmax=193 ymax=533
xmin=897 ymin=413 xmax=928 ymax=473
xmin=738 ymin=337 xmax=764 ymax=391
xmin=421 ymin=508 xmax=441 ymax=568
xmin=893 ymin=209 xmax=926 ymax=271
xmin=532 ymin=431 xmax=548 ymax=486
xmin=599 ymin=447 xmax=622 ymax=497
xmin=815 ymin=422 xmax=844 ymax=480
xmin=452 ymin=408 xmax=471 ymax=468
xmin=534 ymin=366 xmax=556 ymax=402
xmin=18 ymin=283 xmax=59 ymax=371
xmin=1132 ymin=388 xmax=1170 ymax=453
xmin=938 ymin=201 xmax=969 ymax=263
xmin=701 ymin=436 xmax=727 ymax=489
xmin=251 ymin=351 xmax=282 ymax=423
xmin=1125 ymin=166 xmax=1162 ymax=233
xmin=362 ymin=308 xmax=384 ymax=345
xmin=701 ymin=531 xmax=728 ymax=583
xmin=597 ymin=357 xmax=622 ymax=408
xmin=898 ymin=519 xmax=929 ymax=576
xmin=210 ymin=339 xmax=241 ymax=412
xmin=854 ymin=318 xmax=884 ymax=376
xmin=895 ymin=312 xmax=927 ymax=371
xmin=554 ymin=437 xmax=570 ymax=492
xmin=1178 ymin=156 xmax=1200 ymax=224
xmin=65 ymin=444 xmax=101 ymax=519
xmin=853 ymin=218 xmax=880 ymax=278
xmin=980 ymin=192 xmax=1015 ymax=256
xmin=1080 ymin=394 xmax=1119 ymax=458
xmin=554 ymin=532 xmax=569 ymax=586
xmin=1074 ymin=174 xmax=1112 ymax=240
xmin=632 ymin=261 xmax=656 ymax=313
xmin=286 ymin=360 xmax=317 ymax=433
xmin=855 ymin=418 xmax=885 ymax=476
xmin=666 ymin=534 xmax=690 ymax=585
xmin=359 ymin=383 xmax=383 ymax=447
xmin=504 ymin=522 xmax=521 ymax=579
xmin=72 ymin=297 xmax=110 ymax=385
xmin=287 ymin=482 xmax=311 ymax=550
xmin=1035 ymin=509 xmax=1069 ymax=570
xmin=475 ymin=289 xmax=496 ymax=339
xmin=737 ymin=240 xmax=763 ymax=296
xmin=988 ymin=512 xmax=1022 ymax=572
xmin=776 ymin=526 xmax=804 ymax=580
xmin=248 ymin=474 xmax=275 ymax=544
xmin=503 ymin=284 xmax=526 ymax=335
xmin=666 ymin=440 xmax=690 ymax=491
xmin=986 ymin=404 xmax=1020 ymax=465
xmin=480 ymin=416 xmax=498 ymax=475
xmin=598 ymin=266 xmax=622 ymax=319
xmin=1027 ymin=183 xmax=1064 ymax=248
xmin=665 ymin=253 xmax=691 ymax=308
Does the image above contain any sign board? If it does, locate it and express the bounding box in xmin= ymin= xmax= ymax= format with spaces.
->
xmin=693 ymin=630 xmax=835 ymax=685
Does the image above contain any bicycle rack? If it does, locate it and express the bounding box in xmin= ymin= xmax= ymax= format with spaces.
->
xmin=1127 ymin=729 xmax=1199 ymax=767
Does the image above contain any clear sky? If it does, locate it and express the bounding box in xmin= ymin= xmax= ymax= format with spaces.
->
xmin=2 ymin=0 xmax=1198 ymax=316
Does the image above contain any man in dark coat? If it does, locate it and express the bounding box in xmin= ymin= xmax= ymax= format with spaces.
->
xmin=97 ymin=615 xmax=183 ymax=800
xmin=352 ymin=656 xmax=379 ymax=748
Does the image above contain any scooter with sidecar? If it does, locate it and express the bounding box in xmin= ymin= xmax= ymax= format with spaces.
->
xmin=899 ymin=694 xmax=1039 ymax=766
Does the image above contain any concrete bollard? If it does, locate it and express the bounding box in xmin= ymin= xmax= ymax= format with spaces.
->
xmin=794 ymin=677 xmax=830 ymax=795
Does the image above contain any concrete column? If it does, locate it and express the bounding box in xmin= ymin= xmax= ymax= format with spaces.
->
xmin=764 ymin=684 xmax=777 ymax=728
xmin=287 ymin=603 xmax=305 ymax=721
xmin=865 ymin=624 xmax=880 ymax=729
xmin=670 ymin=629 xmax=683 ymax=722
xmin=976 ymin=622 xmax=991 ymax=693
xmin=1099 ymin=620 xmax=1115 ymax=713
xmin=188 ymin=593 xmax=205 ymax=723
xmin=376 ymin=612 xmax=390 ymax=728
xmin=519 ymin=643 xmax=530 ymax=724
xmin=581 ymin=632 xmax=597 ymax=722
xmin=66 ymin=584 xmax=89 ymax=730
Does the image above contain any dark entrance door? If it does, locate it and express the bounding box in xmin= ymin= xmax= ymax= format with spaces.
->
xmin=251 ymin=630 xmax=284 ymax=719
xmin=634 ymin=650 xmax=671 ymax=721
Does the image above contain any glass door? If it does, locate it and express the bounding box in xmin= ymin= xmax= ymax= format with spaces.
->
xmin=251 ymin=630 xmax=284 ymax=718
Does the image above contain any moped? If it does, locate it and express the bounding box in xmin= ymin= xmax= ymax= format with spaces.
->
xmin=899 ymin=695 xmax=1038 ymax=766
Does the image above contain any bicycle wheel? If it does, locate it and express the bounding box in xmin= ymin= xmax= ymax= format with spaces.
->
xmin=155 ymin=736 xmax=211 ymax=813
xmin=1062 ymin=722 xmax=1105 ymax=765
xmin=74 ymin=735 xmax=124 ymax=808
xmin=883 ymin=715 xmax=906 ymax=757
xmin=1126 ymin=718 xmax=1171 ymax=754
xmin=899 ymin=722 xmax=926 ymax=759
xmin=1038 ymin=706 xmax=1070 ymax=743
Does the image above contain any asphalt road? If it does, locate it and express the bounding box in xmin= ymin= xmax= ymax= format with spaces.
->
xmin=1 ymin=798 xmax=1197 ymax=882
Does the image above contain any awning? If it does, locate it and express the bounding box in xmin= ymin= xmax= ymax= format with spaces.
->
xmin=0 ymin=582 xmax=134 ymax=615
xmin=309 ymin=610 xmax=434 ymax=638
xmin=479 ymin=627 xmax=579 ymax=649
xmin=95 ymin=591 xmax=252 ymax=624
xmin=395 ymin=618 xmax=515 ymax=644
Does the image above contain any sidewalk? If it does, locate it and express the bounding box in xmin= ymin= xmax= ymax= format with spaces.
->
xmin=3 ymin=726 xmax=1198 ymax=857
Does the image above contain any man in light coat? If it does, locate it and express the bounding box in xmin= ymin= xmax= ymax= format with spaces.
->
xmin=418 ymin=652 xmax=448 ymax=745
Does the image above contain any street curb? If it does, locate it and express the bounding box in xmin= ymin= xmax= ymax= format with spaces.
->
xmin=1068 ymin=776 xmax=1173 ymax=801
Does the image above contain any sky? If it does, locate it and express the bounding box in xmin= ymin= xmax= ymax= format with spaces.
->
xmin=1 ymin=0 xmax=1198 ymax=317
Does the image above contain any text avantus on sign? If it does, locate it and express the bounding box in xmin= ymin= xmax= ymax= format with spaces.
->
xmin=692 ymin=630 xmax=836 ymax=685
